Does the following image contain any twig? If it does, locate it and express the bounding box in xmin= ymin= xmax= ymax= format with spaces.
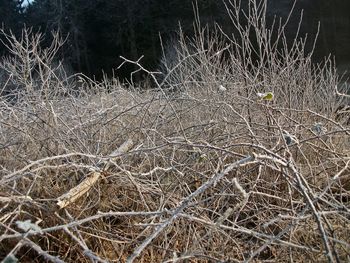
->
xmin=0 ymin=210 xmax=166 ymax=241
xmin=126 ymin=155 xmax=256 ymax=263
xmin=56 ymin=139 xmax=134 ymax=209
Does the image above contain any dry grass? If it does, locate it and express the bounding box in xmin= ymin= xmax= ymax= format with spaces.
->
xmin=1 ymin=1 xmax=349 ymax=262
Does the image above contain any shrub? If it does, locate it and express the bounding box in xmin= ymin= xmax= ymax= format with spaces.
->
xmin=1 ymin=1 xmax=349 ymax=262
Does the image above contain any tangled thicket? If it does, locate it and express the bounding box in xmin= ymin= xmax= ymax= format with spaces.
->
xmin=1 ymin=1 xmax=349 ymax=262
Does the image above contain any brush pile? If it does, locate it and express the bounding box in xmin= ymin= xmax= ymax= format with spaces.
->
xmin=1 ymin=1 xmax=349 ymax=262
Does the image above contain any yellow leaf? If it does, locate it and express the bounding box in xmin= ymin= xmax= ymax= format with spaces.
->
xmin=257 ymin=92 xmax=274 ymax=101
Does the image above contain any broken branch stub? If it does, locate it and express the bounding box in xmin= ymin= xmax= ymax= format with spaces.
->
xmin=56 ymin=139 xmax=134 ymax=209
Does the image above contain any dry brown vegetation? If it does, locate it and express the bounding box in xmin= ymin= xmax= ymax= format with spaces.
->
xmin=1 ymin=1 xmax=350 ymax=262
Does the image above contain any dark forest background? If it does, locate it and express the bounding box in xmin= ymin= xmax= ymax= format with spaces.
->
xmin=1 ymin=0 xmax=350 ymax=80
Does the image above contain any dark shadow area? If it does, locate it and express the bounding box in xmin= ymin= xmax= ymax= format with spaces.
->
xmin=1 ymin=0 xmax=349 ymax=81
